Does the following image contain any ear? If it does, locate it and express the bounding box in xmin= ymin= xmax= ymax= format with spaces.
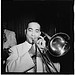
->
xmin=25 ymin=29 xmax=27 ymax=35
xmin=40 ymin=31 xmax=41 ymax=35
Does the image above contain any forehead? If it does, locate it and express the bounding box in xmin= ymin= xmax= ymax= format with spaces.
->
xmin=28 ymin=22 xmax=40 ymax=29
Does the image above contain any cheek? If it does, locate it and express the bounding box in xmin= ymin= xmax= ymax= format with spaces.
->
xmin=26 ymin=33 xmax=32 ymax=40
xmin=35 ymin=33 xmax=40 ymax=37
xmin=26 ymin=32 xmax=31 ymax=37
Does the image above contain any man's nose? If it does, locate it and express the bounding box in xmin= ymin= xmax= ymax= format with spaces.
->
xmin=31 ymin=32 xmax=35 ymax=36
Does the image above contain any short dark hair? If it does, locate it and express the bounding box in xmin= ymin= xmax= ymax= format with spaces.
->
xmin=25 ymin=21 xmax=41 ymax=30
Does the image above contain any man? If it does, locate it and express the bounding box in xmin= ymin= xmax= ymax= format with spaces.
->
xmin=6 ymin=22 xmax=60 ymax=73
xmin=3 ymin=29 xmax=17 ymax=49
xmin=2 ymin=24 xmax=17 ymax=73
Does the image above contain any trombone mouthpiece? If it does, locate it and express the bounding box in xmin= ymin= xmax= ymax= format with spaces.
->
xmin=32 ymin=39 xmax=34 ymax=45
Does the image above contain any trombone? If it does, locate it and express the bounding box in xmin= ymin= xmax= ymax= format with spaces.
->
xmin=33 ymin=32 xmax=70 ymax=72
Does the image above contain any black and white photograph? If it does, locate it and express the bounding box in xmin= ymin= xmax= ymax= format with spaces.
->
xmin=2 ymin=0 xmax=74 ymax=74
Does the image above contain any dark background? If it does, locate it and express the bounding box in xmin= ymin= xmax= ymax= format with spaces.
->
xmin=2 ymin=0 xmax=74 ymax=74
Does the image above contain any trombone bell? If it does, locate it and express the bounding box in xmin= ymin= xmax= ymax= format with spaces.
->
xmin=49 ymin=33 xmax=70 ymax=57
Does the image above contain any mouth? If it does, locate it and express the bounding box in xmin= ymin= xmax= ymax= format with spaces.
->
xmin=27 ymin=38 xmax=35 ymax=44
xmin=27 ymin=36 xmax=38 ymax=44
xmin=31 ymin=38 xmax=38 ymax=44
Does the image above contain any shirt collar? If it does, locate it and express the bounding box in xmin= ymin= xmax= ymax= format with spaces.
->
xmin=25 ymin=41 xmax=32 ymax=47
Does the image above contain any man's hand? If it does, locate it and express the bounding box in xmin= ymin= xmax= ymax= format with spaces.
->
xmin=28 ymin=36 xmax=46 ymax=57
xmin=37 ymin=36 xmax=46 ymax=52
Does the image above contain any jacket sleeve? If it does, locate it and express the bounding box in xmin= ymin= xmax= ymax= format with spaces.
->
xmin=6 ymin=46 xmax=35 ymax=72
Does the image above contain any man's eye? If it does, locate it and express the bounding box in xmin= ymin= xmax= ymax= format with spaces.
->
xmin=36 ymin=30 xmax=39 ymax=33
xmin=28 ymin=29 xmax=32 ymax=32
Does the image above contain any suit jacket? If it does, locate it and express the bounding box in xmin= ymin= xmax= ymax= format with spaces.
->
xmin=6 ymin=41 xmax=60 ymax=73
xmin=6 ymin=41 xmax=35 ymax=72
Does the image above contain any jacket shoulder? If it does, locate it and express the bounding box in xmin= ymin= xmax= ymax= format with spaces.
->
xmin=11 ymin=42 xmax=24 ymax=49
xmin=10 ymin=42 xmax=26 ymax=56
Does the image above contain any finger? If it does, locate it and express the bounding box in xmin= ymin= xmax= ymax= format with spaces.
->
xmin=37 ymin=39 xmax=46 ymax=47
xmin=39 ymin=36 xmax=44 ymax=40
xmin=37 ymin=39 xmax=42 ymax=45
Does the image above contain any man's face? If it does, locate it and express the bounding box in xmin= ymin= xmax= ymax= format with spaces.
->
xmin=25 ymin=22 xmax=41 ymax=44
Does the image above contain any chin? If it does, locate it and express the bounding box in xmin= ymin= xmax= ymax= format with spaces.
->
xmin=27 ymin=39 xmax=33 ymax=44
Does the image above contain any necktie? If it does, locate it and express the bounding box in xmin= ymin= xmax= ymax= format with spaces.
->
xmin=28 ymin=45 xmax=35 ymax=57
xmin=28 ymin=45 xmax=36 ymax=72
xmin=28 ymin=45 xmax=44 ymax=72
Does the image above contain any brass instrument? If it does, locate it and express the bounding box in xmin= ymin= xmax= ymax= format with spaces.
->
xmin=43 ymin=32 xmax=70 ymax=57
xmin=33 ymin=32 xmax=70 ymax=72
